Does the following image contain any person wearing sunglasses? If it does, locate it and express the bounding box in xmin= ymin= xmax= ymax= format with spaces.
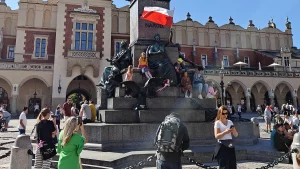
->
xmin=213 ymin=106 xmax=238 ymax=169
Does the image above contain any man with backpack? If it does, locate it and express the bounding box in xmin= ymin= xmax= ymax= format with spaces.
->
xmin=154 ymin=112 xmax=190 ymax=169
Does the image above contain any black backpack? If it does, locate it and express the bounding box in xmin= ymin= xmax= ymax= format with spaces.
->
xmin=155 ymin=115 xmax=181 ymax=152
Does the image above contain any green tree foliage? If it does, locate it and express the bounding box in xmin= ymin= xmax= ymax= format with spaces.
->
xmin=69 ymin=93 xmax=82 ymax=105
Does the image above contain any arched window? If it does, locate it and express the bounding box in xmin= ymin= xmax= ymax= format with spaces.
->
xmin=256 ymin=35 xmax=261 ymax=49
xmin=43 ymin=9 xmax=51 ymax=27
xmin=126 ymin=17 xmax=130 ymax=34
xmin=26 ymin=8 xmax=35 ymax=27
xmin=4 ymin=17 xmax=12 ymax=35
xmin=246 ymin=35 xmax=251 ymax=48
xmin=182 ymin=29 xmax=187 ymax=44
xmin=225 ymin=33 xmax=230 ymax=47
xmin=275 ymin=37 xmax=280 ymax=50
xmin=112 ymin=15 xmax=118 ymax=33
xmin=193 ymin=30 xmax=198 ymax=45
xmin=204 ymin=32 xmax=210 ymax=46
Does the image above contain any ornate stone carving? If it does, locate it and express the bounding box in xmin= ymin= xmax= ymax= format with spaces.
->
xmin=66 ymin=57 xmax=100 ymax=78
xmin=68 ymin=50 xmax=100 ymax=59
xmin=74 ymin=0 xmax=97 ymax=13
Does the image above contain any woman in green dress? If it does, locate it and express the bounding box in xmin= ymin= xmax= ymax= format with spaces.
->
xmin=57 ymin=117 xmax=88 ymax=169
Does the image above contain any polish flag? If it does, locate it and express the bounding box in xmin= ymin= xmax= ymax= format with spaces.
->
xmin=141 ymin=7 xmax=174 ymax=28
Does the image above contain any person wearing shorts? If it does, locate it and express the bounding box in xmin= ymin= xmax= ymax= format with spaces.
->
xmin=264 ymin=106 xmax=272 ymax=133
xmin=0 ymin=110 xmax=11 ymax=131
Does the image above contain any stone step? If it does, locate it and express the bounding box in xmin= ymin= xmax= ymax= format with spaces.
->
xmin=107 ymin=97 xmax=216 ymax=110
xmin=139 ymin=109 xmax=205 ymax=123
xmin=100 ymin=110 xmax=139 ymax=123
xmin=48 ymin=141 xmax=290 ymax=169
xmin=32 ymin=159 xmax=113 ymax=169
xmin=146 ymin=98 xmax=215 ymax=109
xmin=84 ymin=122 xmax=257 ymax=151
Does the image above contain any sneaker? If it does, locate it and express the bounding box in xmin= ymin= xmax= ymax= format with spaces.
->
xmin=189 ymin=94 xmax=192 ymax=98
xmin=124 ymin=95 xmax=129 ymax=98
xmin=185 ymin=95 xmax=189 ymax=98
xmin=198 ymin=95 xmax=203 ymax=99
xmin=128 ymin=95 xmax=132 ymax=98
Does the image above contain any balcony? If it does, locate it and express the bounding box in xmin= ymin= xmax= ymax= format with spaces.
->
xmin=67 ymin=50 xmax=101 ymax=59
xmin=66 ymin=50 xmax=101 ymax=78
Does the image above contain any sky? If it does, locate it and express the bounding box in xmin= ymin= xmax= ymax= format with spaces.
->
xmin=6 ymin=0 xmax=300 ymax=48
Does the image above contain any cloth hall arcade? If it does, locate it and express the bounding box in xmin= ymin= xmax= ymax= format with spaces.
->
xmin=0 ymin=0 xmax=299 ymax=115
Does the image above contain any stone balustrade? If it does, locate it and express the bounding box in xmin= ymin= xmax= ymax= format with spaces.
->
xmin=0 ymin=63 xmax=53 ymax=71
xmin=204 ymin=69 xmax=300 ymax=78
xmin=68 ymin=50 xmax=101 ymax=59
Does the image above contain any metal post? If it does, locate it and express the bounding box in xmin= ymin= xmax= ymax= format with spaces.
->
xmin=219 ymin=70 xmax=225 ymax=106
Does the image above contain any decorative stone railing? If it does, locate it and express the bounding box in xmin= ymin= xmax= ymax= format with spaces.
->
xmin=204 ymin=69 xmax=300 ymax=78
xmin=0 ymin=63 xmax=53 ymax=71
xmin=68 ymin=50 xmax=101 ymax=59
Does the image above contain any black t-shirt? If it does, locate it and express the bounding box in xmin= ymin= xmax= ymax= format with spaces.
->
xmin=37 ymin=120 xmax=56 ymax=144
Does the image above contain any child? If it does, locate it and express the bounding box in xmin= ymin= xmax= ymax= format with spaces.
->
xmin=0 ymin=110 xmax=10 ymax=131
xmin=124 ymin=65 xmax=133 ymax=98
xmin=181 ymin=71 xmax=192 ymax=98
xmin=55 ymin=106 xmax=61 ymax=131
xmin=138 ymin=52 xmax=152 ymax=79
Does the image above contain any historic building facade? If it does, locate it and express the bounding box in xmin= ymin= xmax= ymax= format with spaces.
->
xmin=0 ymin=0 xmax=299 ymax=115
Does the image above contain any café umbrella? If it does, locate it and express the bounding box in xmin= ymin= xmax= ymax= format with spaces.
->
xmin=233 ymin=61 xmax=248 ymax=70
xmin=267 ymin=63 xmax=281 ymax=70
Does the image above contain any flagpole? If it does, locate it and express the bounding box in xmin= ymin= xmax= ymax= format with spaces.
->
xmin=169 ymin=7 xmax=175 ymax=43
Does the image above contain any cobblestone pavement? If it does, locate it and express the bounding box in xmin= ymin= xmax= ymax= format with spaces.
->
xmin=0 ymin=113 xmax=293 ymax=169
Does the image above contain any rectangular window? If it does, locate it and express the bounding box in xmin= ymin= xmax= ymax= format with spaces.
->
xmin=35 ymin=38 xmax=47 ymax=58
xmin=244 ymin=56 xmax=250 ymax=67
xmin=7 ymin=46 xmax=15 ymax=59
xmin=201 ymin=55 xmax=207 ymax=67
xmin=223 ymin=55 xmax=229 ymax=67
xmin=284 ymin=57 xmax=290 ymax=67
xmin=74 ymin=22 xmax=94 ymax=51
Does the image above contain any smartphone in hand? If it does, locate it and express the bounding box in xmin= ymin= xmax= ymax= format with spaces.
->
xmin=230 ymin=125 xmax=235 ymax=129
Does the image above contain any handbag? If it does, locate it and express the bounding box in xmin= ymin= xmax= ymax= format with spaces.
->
xmin=219 ymin=139 xmax=234 ymax=148
xmin=38 ymin=122 xmax=57 ymax=160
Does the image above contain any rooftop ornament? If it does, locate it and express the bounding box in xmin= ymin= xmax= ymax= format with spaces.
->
xmin=186 ymin=12 xmax=192 ymax=21
xmin=208 ymin=16 xmax=214 ymax=23
xmin=229 ymin=16 xmax=235 ymax=25
xmin=286 ymin=17 xmax=292 ymax=29
xmin=248 ymin=20 xmax=255 ymax=27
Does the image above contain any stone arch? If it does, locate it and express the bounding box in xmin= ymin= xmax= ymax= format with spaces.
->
xmin=250 ymin=80 xmax=271 ymax=92
xmin=204 ymin=31 xmax=209 ymax=46
xmin=225 ymin=80 xmax=247 ymax=108
xmin=225 ymin=33 xmax=230 ymax=47
xmin=182 ymin=29 xmax=187 ymax=44
xmin=19 ymin=75 xmax=50 ymax=88
xmin=19 ymin=77 xmax=51 ymax=114
xmin=256 ymin=35 xmax=261 ymax=49
xmin=274 ymin=81 xmax=294 ymax=106
xmin=4 ymin=17 xmax=12 ymax=35
xmin=0 ymin=75 xmax=12 ymax=91
xmin=112 ymin=15 xmax=119 ymax=33
xmin=66 ymin=75 xmax=97 ymax=104
xmin=225 ymin=79 xmax=247 ymax=91
xmin=26 ymin=8 xmax=35 ymax=27
xmin=43 ymin=9 xmax=51 ymax=27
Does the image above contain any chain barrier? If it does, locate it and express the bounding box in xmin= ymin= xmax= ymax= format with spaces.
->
xmin=122 ymin=154 xmax=156 ymax=169
xmin=256 ymin=148 xmax=297 ymax=169
xmin=182 ymin=154 xmax=217 ymax=169
xmin=122 ymin=148 xmax=298 ymax=169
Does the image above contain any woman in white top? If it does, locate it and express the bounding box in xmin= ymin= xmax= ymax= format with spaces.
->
xmin=213 ymin=106 xmax=238 ymax=169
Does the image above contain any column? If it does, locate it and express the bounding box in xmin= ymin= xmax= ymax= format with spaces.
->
xmin=11 ymin=95 xmax=18 ymax=116
xmin=270 ymin=96 xmax=275 ymax=106
xmin=246 ymin=96 xmax=251 ymax=112
xmin=293 ymin=96 xmax=298 ymax=107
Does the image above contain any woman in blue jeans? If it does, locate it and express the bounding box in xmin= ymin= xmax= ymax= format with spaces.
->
xmin=193 ymin=67 xmax=208 ymax=99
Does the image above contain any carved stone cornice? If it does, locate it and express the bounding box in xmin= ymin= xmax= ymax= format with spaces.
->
xmin=0 ymin=63 xmax=53 ymax=71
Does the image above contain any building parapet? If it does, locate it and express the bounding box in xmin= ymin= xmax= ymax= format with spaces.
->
xmin=204 ymin=69 xmax=299 ymax=78
xmin=0 ymin=63 xmax=53 ymax=71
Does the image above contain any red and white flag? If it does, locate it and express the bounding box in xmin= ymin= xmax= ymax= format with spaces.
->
xmin=141 ymin=7 xmax=174 ymax=28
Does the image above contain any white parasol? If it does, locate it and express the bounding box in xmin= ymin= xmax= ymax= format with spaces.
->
xmin=233 ymin=61 xmax=248 ymax=70
xmin=259 ymin=62 xmax=262 ymax=71
xmin=267 ymin=63 xmax=281 ymax=70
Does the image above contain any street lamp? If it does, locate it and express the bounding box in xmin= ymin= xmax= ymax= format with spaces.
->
xmin=58 ymin=75 xmax=62 ymax=94
xmin=219 ymin=61 xmax=225 ymax=105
